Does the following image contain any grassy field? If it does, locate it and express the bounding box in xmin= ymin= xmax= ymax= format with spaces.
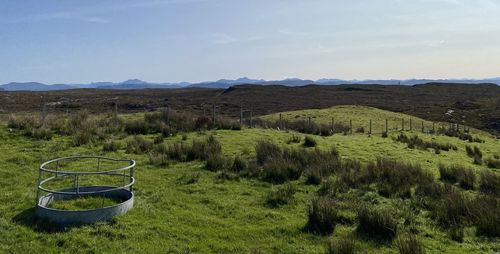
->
xmin=0 ymin=105 xmax=498 ymax=253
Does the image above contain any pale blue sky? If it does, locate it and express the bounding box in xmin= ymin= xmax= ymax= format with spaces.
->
xmin=1 ymin=0 xmax=500 ymax=84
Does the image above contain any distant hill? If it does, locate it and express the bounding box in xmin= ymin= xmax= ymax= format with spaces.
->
xmin=0 ymin=82 xmax=75 ymax=91
xmin=2 ymin=77 xmax=499 ymax=91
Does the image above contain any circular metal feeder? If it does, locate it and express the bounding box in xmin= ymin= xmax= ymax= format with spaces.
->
xmin=35 ymin=156 xmax=135 ymax=225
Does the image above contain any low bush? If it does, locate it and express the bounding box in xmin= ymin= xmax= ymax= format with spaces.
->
xmin=381 ymin=131 xmax=388 ymax=138
xmin=261 ymin=157 xmax=301 ymax=184
xmin=102 ymin=140 xmax=120 ymax=152
xmin=479 ymin=170 xmax=500 ymax=195
xmin=8 ymin=114 xmax=40 ymax=130
xmin=355 ymin=127 xmax=364 ymax=133
xmin=438 ymin=164 xmax=475 ymax=190
xmin=396 ymin=234 xmax=425 ymax=254
xmin=72 ymin=130 xmax=98 ymax=147
xmin=25 ymin=127 xmax=53 ymax=140
xmin=439 ymin=128 xmax=483 ymax=143
xmin=265 ymin=183 xmax=296 ymax=208
xmin=356 ymin=206 xmax=397 ymax=242
xmin=153 ymin=135 xmax=164 ymax=144
xmin=303 ymin=136 xmax=317 ymax=147
xmin=256 ymin=140 xmax=282 ymax=164
xmin=305 ymin=196 xmax=338 ymax=235
xmin=214 ymin=170 xmax=240 ymax=182
xmin=318 ymin=178 xmax=347 ymax=197
xmin=326 ymin=234 xmax=355 ymax=254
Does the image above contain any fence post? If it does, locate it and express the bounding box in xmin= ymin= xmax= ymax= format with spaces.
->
xmin=369 ymin=120 xmax=372 ymax=135
xmin=409 ymin=118 xmax=412 ymax=131
xmin=385 ymin=119 xmax=388 ymax=133
xmin=308 ymin=117 xmax=311 ymax=126
xmin=421 ymin=121 xmax=424 ymax=133
xmin=350 ymin=120 xmax=352 ymax=134
xmin=402 ymin=118 xmax=404 ymax=131
xmin=433 ymin=122 xmax=435 ymax=133
xmin=331 ymin=117 xmax=334 ymax=131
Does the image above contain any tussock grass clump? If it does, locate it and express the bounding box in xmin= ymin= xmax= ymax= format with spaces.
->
xmin=153 ymin=135 xmax=164 ymax=144
xmin=448 ymin=226 xmax=464 ymax=242
xmin=8 ymin=114 xmax=40 ymax=130
xmin=396 ymin=133 xmax=456 ymax=152
xmin=72 ymin=130 xmax=99 ymax=147
xmin=355 ymin=127 xmax=365 ymax=133
xmin=479 ymin=170 xmax=500 ymax=195
xmin=365 ymin=158 xmax=433 ymax=196
xmin=176 ymin=172 xmax=201 ymax=185
xmin=318 ymin=178 xmax=347 ymax=197
xmin=438 ymin=164 xmax=475 ymax=190
xmin=147 ymin=153 xmax=169 ymax=166
xmin=415 ymin=182 xmax=451 ymax=200
xmin=256 ymin=141 xmax=340 ymax=184
xmin=396 ymin=234 xmax=425 ymax=254
xmin=466 ymin=145 xmax=482 ymax=165
xmin=305 ymin=197 xmax=338 ymax=235
xmin=265 ymin=183 xmax=296 ymax=208
xmin=25 ymin=127 xmax=53 ymax=140
xmin=286 ymin=134 xmax=301 ymax=144
xmin=356 ymin=206 xmax=397 ymax=242
xmin=205 ymin=153 xmax=229 ymax=171
xmin=230 ymin=156 xmax=248 ymax=173
xmin=326 ymin=234 xmax=355 ymax=254
xmin=439 ymin=128 xmax=483 ymax=143
xmin=431 ymin=190 xmax=471 ymax=227
xmin=484 ymin=157 xmax=500 ymax=169
xmin=471 ymin=195 xmax=500 ymax=237
xmin=126 ymin=136 xmax=153 ymax=154
xmin=102 ymin=140 xmax=120 ymax=152
xmin=303 ymin=135 xmax=317 ymax=147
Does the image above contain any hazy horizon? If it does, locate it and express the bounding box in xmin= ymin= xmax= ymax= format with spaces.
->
xmin=2 ymin=0 xmax=500 ymax=84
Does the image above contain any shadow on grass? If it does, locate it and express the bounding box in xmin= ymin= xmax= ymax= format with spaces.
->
xmin=11 ymin=207 xmax=105 ymax=233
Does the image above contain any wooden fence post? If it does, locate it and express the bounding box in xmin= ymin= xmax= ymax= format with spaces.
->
xmin=409 ymin=118 xmax=412 ymax=131
xmin=369 ymin=120 xmax=372 ymax=134
xmin=402 ymin=118 xmax=404 ymax=131
xmin=350 ymin=120 xmax=352 ymax=134
xmin=421 ymin=121 xmax=424 ymax=133
xmin=385 ymin=119 xmax=388 ymax=133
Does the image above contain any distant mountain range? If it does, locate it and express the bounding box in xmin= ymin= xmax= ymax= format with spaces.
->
xmin=1 ymin=77 xmax=499 ymax=91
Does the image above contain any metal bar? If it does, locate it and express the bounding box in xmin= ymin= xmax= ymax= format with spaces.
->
xmin=35 ymin=169 xmax=42 ymax=205
xmin=97 ymin=157 xmax=100 ymax=172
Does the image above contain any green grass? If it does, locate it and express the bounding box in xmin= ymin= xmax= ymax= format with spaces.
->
xmin=47 ymin=196 xmax=122 ymax=211
xmin=0 ymin=105 xmax=498 ymax=253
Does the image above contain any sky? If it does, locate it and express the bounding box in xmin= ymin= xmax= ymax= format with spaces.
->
xmin=1 ymin=0 xmax=500 ymax=84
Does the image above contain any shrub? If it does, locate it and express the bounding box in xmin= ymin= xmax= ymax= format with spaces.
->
xmin=305 ymin=197 xmax=338 ymax=235
xmin=102 ymin=140 xmax=120 ymax=152
xmin=303 ymin=136 xmax=317 ymax=147
xmin=396 ymin=133 xmax=456 ymax=152
xmin=230 ymin=156 xmax=248 ymax=172
xmin=415 ymin=182 xmax=450 ymax=199
xmin=126 ymin=136 xmax=153 ymax=154
xmin=214 ymin=170 xmax=240 ymax=182
xmin=381 ymin=131 xmax=388 ymax=138
xmin=471 ymin=195 xmax=500 ymax=237
xmin=265 ymin=183 xmax=296 ymax=208
xmin=438 ymin=164 xmax=475 ymax=190
xmin=326 ymin=234 xmax=355 ymax=254
xmin=356 ymin=206 xmax=397 ymax=242
xmin=8 ymin=114 xmax=39 ymax=130
xmin=318 ymin=178 xmax=347 ymax=197
xmin=124 ymin=120 xmax=149 ymax=135
xmin=479 ymin=170 xmax=500 ymax=195
xmin=396 ymin=234 xmax=425 ymax=254
xmin=355 ymin=127 xmax=364 ymax=133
